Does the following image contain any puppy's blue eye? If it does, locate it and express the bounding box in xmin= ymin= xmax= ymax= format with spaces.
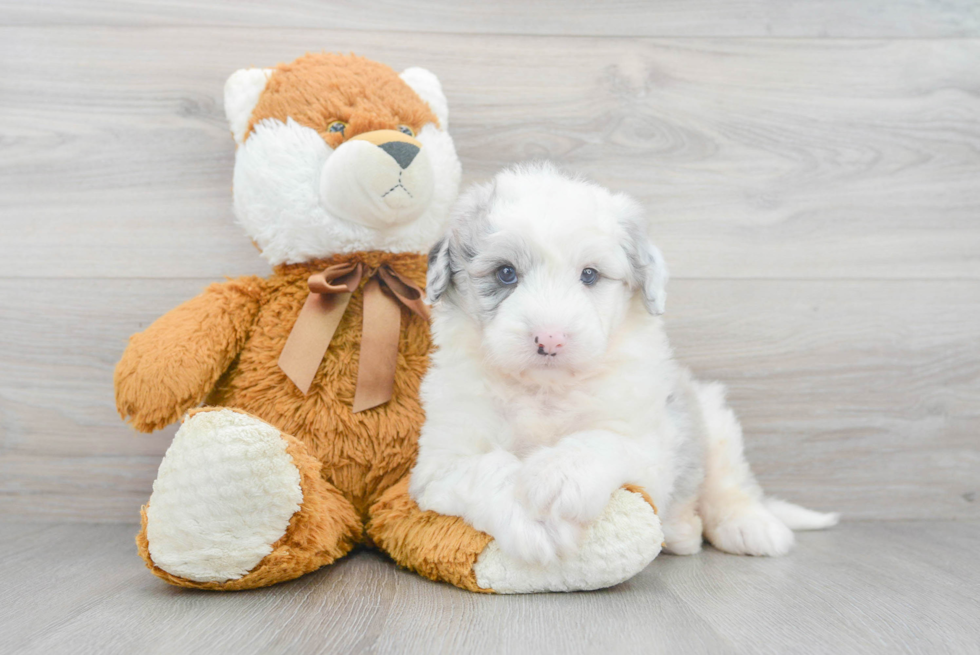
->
xmin=580 ymin=268 xmax=599 ymax=286
xmin=397 ymin=125 xmax=415 ymax=136
xmin=328 ymin=121 xmax=347 ymax=135
xmin=496 ymin=266 xmax=518 ymax=286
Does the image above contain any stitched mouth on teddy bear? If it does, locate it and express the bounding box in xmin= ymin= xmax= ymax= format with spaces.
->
xmin=319 ymin=130 xmax=435 ymax=230
xmin=381 ymin=169 xmax=415 ymax=206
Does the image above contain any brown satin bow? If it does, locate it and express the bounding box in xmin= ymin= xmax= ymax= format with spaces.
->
xmin=278 ymin=261 xmax=429 ymax=412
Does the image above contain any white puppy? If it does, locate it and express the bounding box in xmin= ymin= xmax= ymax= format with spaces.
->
xmin=410 ymin=163 xmax=838 ymax=568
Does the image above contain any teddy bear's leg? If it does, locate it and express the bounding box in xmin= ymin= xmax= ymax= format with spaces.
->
xmin=367 ymin=477 xmax=663 ymax=594
xmin=136 ymin=407 xmax=362 ymax=590
xmin=366 ymin=476 xmax=494 ymax=593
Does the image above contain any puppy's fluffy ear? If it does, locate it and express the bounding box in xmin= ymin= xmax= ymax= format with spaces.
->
xmin=426 ymin=236 xmax=453 ymax=303
xmin=426 ymin=181 xmax=496 ymax=304
xmin=638 ymin=241 xmax=669 ymax=315
xmin=615 ymin=194 xmax=669 ymax=315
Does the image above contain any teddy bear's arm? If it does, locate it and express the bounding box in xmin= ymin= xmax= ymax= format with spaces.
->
xmin=114 ymin=276 xmax=267 ymax=433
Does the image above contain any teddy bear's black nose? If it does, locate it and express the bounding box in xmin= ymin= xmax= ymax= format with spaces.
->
xmin=378 ymin=141 xmax=420 ymax=169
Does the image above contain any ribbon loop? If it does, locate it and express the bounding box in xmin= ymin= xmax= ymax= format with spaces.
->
xmin=278 ymin=261 xmax=429 ymax=412
xmin=308 ymin=262 xmax=363 ymax=294
xmin=377 ymin=265 xmax=430 ymax=321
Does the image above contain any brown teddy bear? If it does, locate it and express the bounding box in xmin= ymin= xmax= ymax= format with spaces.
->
xmin=116 ymin=53 xmax=661 ymax=594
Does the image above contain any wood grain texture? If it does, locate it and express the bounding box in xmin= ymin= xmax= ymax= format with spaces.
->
xmin=1 ymin=0 xmax=978 ymax=37
xmin=1 ymin=28 xmax=979 ymax=279
xmin=2 ymin=278 xmax=976 ymax=522
xmin=1 ymin=521 xmax=978 ymax=654
xmin=1 ymin=4 xmax=978 ymax=528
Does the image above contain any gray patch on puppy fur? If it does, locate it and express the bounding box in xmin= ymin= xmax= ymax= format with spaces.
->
xmin=427 ymin=180 xmax=537 ymax=323
xmin=425 ymin=181 xmax=494 ymax=304
xmin=471 ymin=276 xmax=516 ymax=320
xmin=467 ymin=231 xmax=537 ymax=320
xmin=460 ymin=190 xmax=546 ymax=323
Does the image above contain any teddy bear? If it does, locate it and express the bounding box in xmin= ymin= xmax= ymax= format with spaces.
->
xmin=115 ymin=52 xmax=662 ymax=594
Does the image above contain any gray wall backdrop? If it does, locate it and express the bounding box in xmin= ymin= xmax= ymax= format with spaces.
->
xmin=1 ymin=1 xmax=978 ymax=522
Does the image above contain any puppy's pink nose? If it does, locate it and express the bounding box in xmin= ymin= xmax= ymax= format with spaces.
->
xmin=533 ymin=331 xmax=566 ymax=357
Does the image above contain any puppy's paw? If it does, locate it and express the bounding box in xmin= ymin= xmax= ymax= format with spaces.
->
xmin=706 ymin=507 xmax=794 ymax=557
xmin=544 ymin=515 xmax=584 ymax=559
xmin=473 ymin=489 xmax=664 ymax=594
xmin=662 ymin=511 xmax=704 ymax=556
xmin=518 ymin=447 xmax=613 ymax=525
xmin=491 ymin=506 xmax=560 ymax=566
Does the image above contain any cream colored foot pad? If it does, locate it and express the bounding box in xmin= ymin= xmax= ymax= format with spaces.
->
xmin=474 ymin=489 xmax=663 ymax=594
xmin=146 ymin=409 xmax=303 ymax=583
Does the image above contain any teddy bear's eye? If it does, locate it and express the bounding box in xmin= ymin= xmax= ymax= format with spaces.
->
xmin=328 ymin=121 xmax=347 ymax=135
xmin=397 ymin=125 xmax=415 ymax=137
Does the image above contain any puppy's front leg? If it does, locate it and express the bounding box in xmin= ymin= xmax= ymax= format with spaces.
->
xmin=410 ymin=445 xmax=569 ymax=565
xmin=518 ymin=431 xmax=641 ymax=527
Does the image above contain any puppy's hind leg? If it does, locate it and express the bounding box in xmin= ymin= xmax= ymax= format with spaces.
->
xmin=694 ymin=382 xmax=831 ymax=557
xmin=661 ymin=493 xmax=704 ymax=555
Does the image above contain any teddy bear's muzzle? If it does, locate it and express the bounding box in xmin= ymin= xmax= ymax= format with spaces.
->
xmin=319 ymin=129 xmax=435 ymax=230
xmin=376 ymin=140 xmax=420 ymax=170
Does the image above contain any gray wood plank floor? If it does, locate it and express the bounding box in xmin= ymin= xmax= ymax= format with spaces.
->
xmin=1 ymin=521 xmax=977 ymax=655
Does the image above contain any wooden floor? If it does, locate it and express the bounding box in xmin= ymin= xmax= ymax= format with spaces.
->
xmin=2 ymin=2 xmax=979 ymax=654
xmin=1 ymin=521 xmax=977 ymax=655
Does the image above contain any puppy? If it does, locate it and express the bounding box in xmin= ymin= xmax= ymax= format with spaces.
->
xmin=410 ymin=163 xmax=838 ymax=565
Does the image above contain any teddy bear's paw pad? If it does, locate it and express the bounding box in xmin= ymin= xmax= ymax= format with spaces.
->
xmin=473 ymin=488 xmax=663 ymax=594
xmin=145 ymin=409 xmax=303 ymax=583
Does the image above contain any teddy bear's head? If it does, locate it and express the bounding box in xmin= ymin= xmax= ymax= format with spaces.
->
xmin=224 ymin=53 xmax=461 ymax=265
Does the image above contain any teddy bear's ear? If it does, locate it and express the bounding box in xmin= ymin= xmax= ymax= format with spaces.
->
xmin=399 ymin=67 xmax=449 ymax=129
xmin=224 ymin=68 xmax=274 ymax=145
